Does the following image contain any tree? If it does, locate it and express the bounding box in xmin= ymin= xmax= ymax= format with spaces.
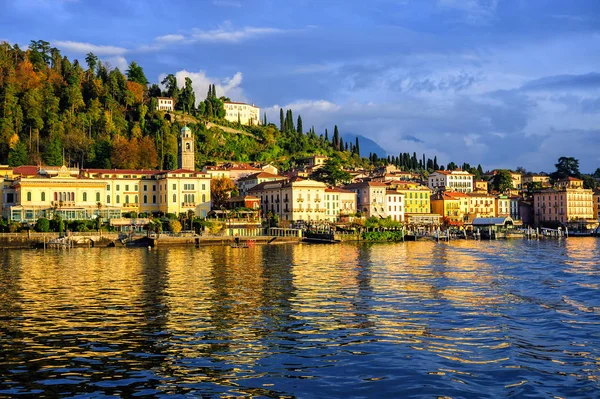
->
xmin=355 ymin=137 xmax=360 ymax=156
xmin=179 ymin=77 xmax=195 ymax=114
xmin=8 ymin=141 xmax=28 ymax=166
xmin=211 ymin=177 xmax=236 ymax=209
xmin=85 ymin=52 xmax=98 ymax=73
xmin=279 ymin=108 xmax=284 ymax=131
xmin=297 ymin=115 xmax=303 ymax=134
xmin=551 ymin=156 xmax=580 ymax=180
xmin=168 ymin=219 xmax=182 ymax=234
xmin=312 ymin=158 xmax=352 ymax=186
xmin=35 ymin=217 xmax=50 ymax=232
xmin=161 ymin=74 xmax=178 ymax=102
xmin=126 ymin=61 xmax=148 ymax=85
xmin=491 ymin=169 xmax=513 ymax=192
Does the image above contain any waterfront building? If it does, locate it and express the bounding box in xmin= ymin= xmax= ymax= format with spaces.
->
xmin=430 ymin=191 xmax=469 ymax=224
xmin=532 ymin=180 xmax=595 ymax=228
xmin=509 ymin=196 xmax=522 ymax=221
xmin=236 ymin=171 xmax=286 ymax=196
xmin=510 ymin=172 xmax=523 ymax=190
xmin=324 ymin=188 xmax=357 ymax=222
xmin=248 ymin=179 xmax=328 ymax=222
xmin=385 ymin=190 xmax=405 ymax=222
xmin=495 ymin=195 xmax=510 ymax=218
xmin=156 ymin=97 xmax=174 ymax=111
xmin=594 ymin=189 xmax=600 ymax=221
xmin=391 ymin=183 xmax=431 ymax=215
xmin=428 ymin=170 xmax=474 ymax=193
xmin=344 ymin=181 xmax=387 ymax=218
xmin=223 ymin=102 xmax=261 ymax=126
xmin=466 ymin=192 xmax=497 ymax=220
xmin=224 ymin=195 xmax=260 ymax=210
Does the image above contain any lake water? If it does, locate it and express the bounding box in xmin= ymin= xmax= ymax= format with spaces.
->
xmin=0 ymin=239 xmax=599 ymax=398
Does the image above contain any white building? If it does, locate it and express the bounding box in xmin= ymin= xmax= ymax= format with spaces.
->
xmin=156 ymin=97 xmax=174 ymax=111
xmin=324 ymin=188 xmax=357 ymax=222
xmin=428 ymin=170 xmax=474 ymax=193
xmin=224 ymin=102 xmax=261 ymax=126
xmin=386 ymin=190 xmax=405 ymax=222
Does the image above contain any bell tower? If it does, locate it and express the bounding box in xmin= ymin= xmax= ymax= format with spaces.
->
xmin=178 ymin=125 xmax=195 ymax=170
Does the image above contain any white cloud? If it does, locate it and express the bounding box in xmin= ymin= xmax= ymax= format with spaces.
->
xmin=155 ymin=34 xmax=186 ymax=43
xmin=53 ymin=40 xmax=128 ymax=55
xmin=191 ymin=23 xmax=284 ymax=43
xmin=158 ymin=70 xmax=247 ymax=106
xmin=104 ymin=56 xmax=128 ymax=72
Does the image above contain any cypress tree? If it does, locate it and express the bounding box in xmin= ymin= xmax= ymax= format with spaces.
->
xmin=279 ymin=108 xmax=284 ymax=132
xmin=355 ymin=137 xmax=360 ymax=156
xmin=433 ymin=156 xmax=439 ymax=170
xmin=297 ymin=115 xmax=303 ymax=134
xmin=212 ymin=84 xmax=217 ymax=98
xmin=325 ymin=129 xmax=329 ymax=142
xmin=339 ymin=137 xmax=344 ymax=151
xmin=263 ymin=112 xmax=267 ymax=126
xmin=207 ymin=84 xmax=212 ymax=99
xmin=333 ymin=125 xmax=339 ymax=149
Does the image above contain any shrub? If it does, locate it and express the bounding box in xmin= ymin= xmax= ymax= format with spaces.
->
xmin=35 ymin=218 xmax=50 ymax=232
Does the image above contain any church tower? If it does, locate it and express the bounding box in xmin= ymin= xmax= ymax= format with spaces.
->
xmin=178 ymin=126 xmax=195 ymax=170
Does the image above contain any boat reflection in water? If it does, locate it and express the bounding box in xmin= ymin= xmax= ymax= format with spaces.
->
xmin=0 ymin=239 xmax=599 ymax=398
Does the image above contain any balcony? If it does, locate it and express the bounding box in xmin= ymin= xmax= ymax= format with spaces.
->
xmin=182 ymin=202 xmax=196 ymax=207
xmin=297 ymin=197 xmax=304 ymax=202
xmin=314 ymin=197 xmax=321 ymax=203
xmin=124 ymin=203 xmax=139 ymax=208
xmin=283 ymin=198 xmax=289 ymax=203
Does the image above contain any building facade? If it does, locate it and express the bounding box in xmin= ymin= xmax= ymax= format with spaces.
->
xmin=428 ymin=170 xmax=474 ymax=193
xmin=178 ymin=126 xmax=195 ymax=170
xmin=344 ymin=181 xmax=387 ymax=218
xmin=156 ymin=97 xmax=174 ymax=111
xmin=431 ymin=191 xmax=469 ymax=224
xmin=236 ymin=172 xmax=286 ymax=196
xmin=224 ymin=102 xmax=261 ymax=126
xmin=533 ymin=186 xmax=595 ymax=228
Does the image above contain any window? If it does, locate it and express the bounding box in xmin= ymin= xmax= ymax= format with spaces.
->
xmin=202 ymin=184 xmax=205 ymax=190
xmin=83 ymin=192 xmax=87 ymax=202
xmin=125 ymin=185 xmax=129 ymax=191
xmin=202 ymin=194 xmax=206 ymax=203
xmin=153 ymin=185 xmax=156 ymax=191
xmin=26 ymin=192 xmax=31 ymax=201
xmin=116 ymin=195 xmax=120 ymax=204
xmin=134 ymin=185 xmax=138 ymax=191
xmin=173 ymin=184 xmax=176 ymax=190
xmin=152 ymin=195 xmax=156 ymax=204
xmin=116 ymin=185 xmax=120 ymax=191
xmin=135 ymin=195 xmax=138 ymax=204
xmin=125 ymin=195 xmax=130 ymax=204
xmin=107 ymin=195 xmax=111 ymax=203
xmin=144 ymin=195 xmax=148 ymax=204
xmin=173 ymin=194 xmax=176 ymax=203
xmin=41 ymin=192 xmax=45 ymax=202
xmin=144 ymin=185 xmax=147 ymax=191
xmin=107 ymin=185 xmax=110 ymax=191
xmin=96 ymin=192 xmax=100 ymax=202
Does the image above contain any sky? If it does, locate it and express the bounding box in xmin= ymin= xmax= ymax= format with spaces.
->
xmin=1 ymin=0 xmax=600 ymax=173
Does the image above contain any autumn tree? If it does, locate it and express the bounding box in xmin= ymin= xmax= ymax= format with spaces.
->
xmin=210 ymin=177 xmax=237 ymax=209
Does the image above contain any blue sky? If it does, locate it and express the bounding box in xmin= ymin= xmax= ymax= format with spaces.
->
xmin=2 ymin=0 xmax=600 ymax=172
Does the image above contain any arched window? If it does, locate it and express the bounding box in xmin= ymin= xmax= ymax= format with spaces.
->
xmin=191 ymin=194 xmax=195 ymax=203
xmin=41 ymin=192 xmax=45 ymax=202
xmin=152 ymin=195 xmax=156 ymax=204
xmin=26 ymin=192 xmax=31 ymax=202
xmin=125 ymin=195 xmax=130 ymax=204
xmin=144 ymin=195 xmax=148 ymax=204
xmin=83 ymin=192 xmax=87 ymax=202
xmin=134 ymin=195 xmax=138 ymax=204
xmin=116 ymin=195 xmax=120 ymax=204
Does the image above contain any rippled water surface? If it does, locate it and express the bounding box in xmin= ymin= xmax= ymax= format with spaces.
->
xmin=1 ymin=239 xmax=599 ymax=398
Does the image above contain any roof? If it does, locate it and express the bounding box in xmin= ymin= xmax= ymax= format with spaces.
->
xmin=344 ymin=181 xmax=388 ymax=189
xmin=224 ymin=101 xmax=259 ymax=107
xmin=431 ymin=170 xmax=473 ymax=176
xmin=472 ymin=217 xmax=514 ymax=226
xmin=326 ymin=187 xmax=354 ymax=193
xmin=83 ymin=168 xmax=161 ymax=175
xmin=238 ymin=171 xmax=281 ymax=181
xmin=12 ymin=165 xmax=39 ymax=177
xmin=558 ymin=176 xmax=583 ymax=182
xmin=226 ymin=195 xmax=259 ymax=202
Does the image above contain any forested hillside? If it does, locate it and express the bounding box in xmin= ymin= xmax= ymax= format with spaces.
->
xmin=0 ymin=40 xmax=371 ymax=171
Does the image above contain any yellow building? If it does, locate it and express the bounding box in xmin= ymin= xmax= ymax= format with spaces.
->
xmin=392 ymin=183 xmax=431 ymax=214
xmin=325 ymin=188 xmax=357 ymax=222
xmin=474 ymin=180 xmax=488 ymax=192
xmin=495 ymin=195 xmax=510 ymax=218
xmin=467 ymin=192 xmax=497 ymax=220
xmin=431 ymin=191 xmax=469 ymax=224
xmin=249 ymin=178 xmax=328 ymax=222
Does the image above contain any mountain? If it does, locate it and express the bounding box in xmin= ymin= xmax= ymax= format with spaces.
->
xmin=341 ymin=133 xmax=388 ymax=158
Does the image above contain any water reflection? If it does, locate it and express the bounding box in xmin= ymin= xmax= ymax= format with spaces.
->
xmin=0 ymin=239 xmax=598 ymax=397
